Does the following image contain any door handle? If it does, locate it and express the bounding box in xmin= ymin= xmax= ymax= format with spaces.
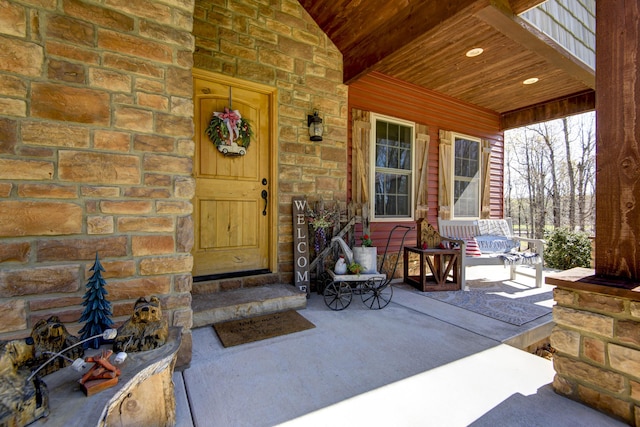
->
xmin=261 ymin=190 xmax=268 ymax=216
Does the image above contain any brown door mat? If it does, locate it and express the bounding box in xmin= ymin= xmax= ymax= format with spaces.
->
xmin=213 ymin=310 xmax=315 ymax=347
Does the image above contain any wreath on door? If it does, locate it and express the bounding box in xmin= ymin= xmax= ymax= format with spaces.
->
xmin=206 ymin=107 xmax=253 ymax=156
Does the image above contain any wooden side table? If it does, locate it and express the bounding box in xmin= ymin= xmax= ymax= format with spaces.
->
xmin=403 ymin=247 xmax=461 ymax=291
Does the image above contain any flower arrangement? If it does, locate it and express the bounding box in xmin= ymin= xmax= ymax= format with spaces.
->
xmin=308 ymin=209 xmax=335 ymax=231
xmin=307 ymin=204 xmax=339 ymax=256
xmin=361 ymin=234 xmax=373 ymax=247
xmin=347 ymin=261 xmax=363 ymax=275
xmin=206 ymin=107 xmax=253 ymax=150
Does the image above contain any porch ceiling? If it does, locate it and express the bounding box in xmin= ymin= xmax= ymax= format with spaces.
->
xmin=300 ymin=0 xmax=595 ymax=128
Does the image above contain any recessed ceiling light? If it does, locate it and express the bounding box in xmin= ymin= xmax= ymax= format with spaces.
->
xmin=523 ymin=77 xmax=539 ymax=85
xmin=465 ymin=48 xmax=484 ymax=57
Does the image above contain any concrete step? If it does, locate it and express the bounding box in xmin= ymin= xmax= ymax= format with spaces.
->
xmin=503 ymin=319 xmax=554 ymax=351
xmin=192 ymin=273 xmax=282 ymax=295
xmin=192 ymin=284 xmax=307 ymax=328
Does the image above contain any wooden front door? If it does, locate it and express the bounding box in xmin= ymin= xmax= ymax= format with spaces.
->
xmin=192 ymin=70 xmax=275 ymax=277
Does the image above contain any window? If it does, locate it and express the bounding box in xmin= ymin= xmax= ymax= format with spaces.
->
xmin=452 ymin=133 xmax=481 ymax=218
xmin=370 ymin=114 xmax=414 ymax=220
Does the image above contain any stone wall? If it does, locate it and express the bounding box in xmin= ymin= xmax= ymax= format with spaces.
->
xmin=0 ymin=0 xmax=196 ymax=365
xmin=0 ymin=0 xmax=346 ymax=365
xmin=192 ymin=0 xmax=348 ymax=284
xmin=550 ymin=272 xmax=640 ymax=425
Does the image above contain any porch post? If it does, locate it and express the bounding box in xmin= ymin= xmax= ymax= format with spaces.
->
xmin=595 ymin=0 xmax=640 ymax=281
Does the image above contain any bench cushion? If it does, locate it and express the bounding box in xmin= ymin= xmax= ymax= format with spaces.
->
xmin=475 ymin=235 xmax=519 ymax=254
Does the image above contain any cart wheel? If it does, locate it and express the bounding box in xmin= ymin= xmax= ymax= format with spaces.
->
xmin=316 ymin=271 xmax=332 ymax=295
xmin=362 ymin=279 xmax=393 ymax=310
xmin=323 ymin=281 xmax=352 ymax=311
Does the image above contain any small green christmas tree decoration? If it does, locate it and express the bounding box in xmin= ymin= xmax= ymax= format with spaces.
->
xmin=78 ymin=252 xmax=114 ymax=349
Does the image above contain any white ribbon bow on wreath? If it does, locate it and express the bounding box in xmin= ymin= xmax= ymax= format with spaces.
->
xmin=214 ymin=107 xmax=242 ymax=143
xmin=206 ymin=106 xmax=253 ymax=155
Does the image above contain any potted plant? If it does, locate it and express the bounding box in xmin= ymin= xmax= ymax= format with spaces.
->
xmin=352 ymin=233 xmax=377 ymax=273
xmin=347 ymin=261 xmax=363 ymax=275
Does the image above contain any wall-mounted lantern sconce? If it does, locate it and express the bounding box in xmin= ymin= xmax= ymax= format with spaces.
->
xmin=307 ymin=111 xmax=323 ymax=141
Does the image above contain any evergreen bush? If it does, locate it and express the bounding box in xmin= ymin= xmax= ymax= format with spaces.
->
xmin=544 ymin=227 xmax=592 ymax=270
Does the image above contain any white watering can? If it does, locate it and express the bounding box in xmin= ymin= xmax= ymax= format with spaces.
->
xmin=331 ymin=236 xmax=378 ymax=274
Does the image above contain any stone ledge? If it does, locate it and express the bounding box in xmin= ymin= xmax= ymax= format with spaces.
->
xmin=546 ymin=267 xmax=640 ymax=301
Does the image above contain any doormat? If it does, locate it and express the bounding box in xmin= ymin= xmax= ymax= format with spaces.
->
xmin=213 ymin=310 xmax=315 ymax=347
xmin=423 ymin=290 xmax=551 ymax=326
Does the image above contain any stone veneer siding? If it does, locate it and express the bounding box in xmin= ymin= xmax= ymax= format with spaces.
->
xmin=549 ymin=268 xmax=640 ymax=426
xmin=192 ymin=0 xmax=348 ymax=286
xmin=0 ymin=0 xmax=346 ymax=365
xmin=0 ymin=0 xmax=196 ymax=365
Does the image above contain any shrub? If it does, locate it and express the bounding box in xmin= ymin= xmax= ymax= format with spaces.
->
xmin=544 ymin=227 xmax=592 ymax=270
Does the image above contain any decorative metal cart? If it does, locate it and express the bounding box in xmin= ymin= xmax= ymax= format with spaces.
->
xmin=319 ymin=225 xmax=413 ymax=311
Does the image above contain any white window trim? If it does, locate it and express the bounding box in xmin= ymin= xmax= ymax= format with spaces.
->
xmin=450 ymin=132 xmax=481 ymax=219
xmin=369 ymin=113 xmax=416 ymax=222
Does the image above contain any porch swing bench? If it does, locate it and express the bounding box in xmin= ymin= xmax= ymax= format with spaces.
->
xmin=437 ymin=218 xmax=545 ymax=290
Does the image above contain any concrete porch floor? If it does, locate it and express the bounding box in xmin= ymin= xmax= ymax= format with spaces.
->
xmin=173 ymin=266 xmax=626 ymax=426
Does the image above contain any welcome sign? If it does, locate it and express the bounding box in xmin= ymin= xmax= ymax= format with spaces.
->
xmin=292 ymin=196 xmax=310 ymax=296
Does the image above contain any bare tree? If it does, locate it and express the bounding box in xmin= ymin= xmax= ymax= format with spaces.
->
xmin=510 ymin=127 xmax=547 ymax=239
xmin=562 ymin=117 xmax=577 ymax=230
xmin=504 ymin=141 xmax=530 ymax=236
xmin=533 ymin=140 xmax=547 ymax=239
xmin=504 ymin=128 xmax=533 ymax=235
xmin=575 ymin=113 xmax=596 ymax=231
xmin=504 ymin=112 xmax=596 ymax=237
xmin=528 ymin=123 xmax=561 ymax=229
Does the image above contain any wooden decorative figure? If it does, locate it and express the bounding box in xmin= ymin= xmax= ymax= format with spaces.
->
xmin=78 ymin=253 xmax=114 ymax=349
xmin=113 ymin=296 xmax=168 ymax=353
xmin=0 ymin=337 xmax=49 ymax=427
xmin=417 ymin=218 xmax=442 ymax=249
xmin=29 ymin=316 xmax=84 ymax=376
xmin=79 ymin=350 xmax=121 ymax=397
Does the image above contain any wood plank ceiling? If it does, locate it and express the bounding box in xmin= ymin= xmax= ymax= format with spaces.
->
xmin=299 ymin=0 xmax=595 ymax=128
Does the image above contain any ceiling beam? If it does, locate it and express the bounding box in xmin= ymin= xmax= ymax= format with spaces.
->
xmin=342 ymin=0 xmax=487 ymax=84
xmin=500 ymin=89 xmax=595 ymax=130
xmin=508 ymin=0 xmax=547 ymax=15
xmin=475 ymin=3 xmax=595 ymax=89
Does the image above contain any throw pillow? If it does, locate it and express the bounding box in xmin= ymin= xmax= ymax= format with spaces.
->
xmin=465 ymin=237 xmax=482 ymax=257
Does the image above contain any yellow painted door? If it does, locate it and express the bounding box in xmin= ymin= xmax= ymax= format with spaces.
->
xmin=192 ymin=73 xmax=271 ymax=277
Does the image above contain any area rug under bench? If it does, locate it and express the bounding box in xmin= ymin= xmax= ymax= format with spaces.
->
xmin=422 ymin=289 xmax=551 ymax=326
